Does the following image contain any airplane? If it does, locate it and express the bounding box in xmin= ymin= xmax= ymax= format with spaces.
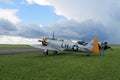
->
xmin=30 ymin=32 xmax=100 ymax=56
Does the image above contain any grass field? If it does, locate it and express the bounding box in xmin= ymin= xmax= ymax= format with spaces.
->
xmin=0 ymin=46 xmax=120 ymax=80
xmin=0 ymin=44 xmax=33 ymax=50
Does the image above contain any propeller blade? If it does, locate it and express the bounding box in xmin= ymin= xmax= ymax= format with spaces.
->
xmin=38 ymin=40 xmax=42 ymax=42
xmin=38 ymin=38 xmax=47 ymax=46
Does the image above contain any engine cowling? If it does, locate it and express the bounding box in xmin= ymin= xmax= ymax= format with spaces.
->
xmin=38 ymin=38 xmax=47 ymax=46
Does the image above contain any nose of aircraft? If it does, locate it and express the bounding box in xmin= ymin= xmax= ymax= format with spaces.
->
xmin=38 ymin=38 xmax=47 ymax=46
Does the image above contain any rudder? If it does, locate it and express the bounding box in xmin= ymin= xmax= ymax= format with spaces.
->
xmin=92 ymin=38 xmax=99 ymax=54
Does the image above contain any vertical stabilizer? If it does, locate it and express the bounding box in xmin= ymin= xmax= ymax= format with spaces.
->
xmin=92 ymin=38 xmax=99 ymax=54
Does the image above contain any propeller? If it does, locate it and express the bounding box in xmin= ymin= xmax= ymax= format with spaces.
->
xmin=38 ymin=38 xmax=47 ymax=46
xmin=38 ymin=30 xmax=55 ymax=46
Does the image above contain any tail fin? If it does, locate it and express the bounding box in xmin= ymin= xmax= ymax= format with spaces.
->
xmin=86 ymin=38 xmax=99 ymax=54
xmin=92 ymin=38 xmax=99 ymax=54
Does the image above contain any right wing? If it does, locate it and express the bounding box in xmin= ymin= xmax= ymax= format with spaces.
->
xmin=28 ymin=44 xmax=59 ymax=51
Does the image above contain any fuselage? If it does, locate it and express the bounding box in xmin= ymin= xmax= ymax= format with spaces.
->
xmin=46 ymin=38 xmax=93 ymax=53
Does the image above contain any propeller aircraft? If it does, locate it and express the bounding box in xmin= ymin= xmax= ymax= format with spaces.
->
xmin=31 ymin=32 xmax=100 ymax=56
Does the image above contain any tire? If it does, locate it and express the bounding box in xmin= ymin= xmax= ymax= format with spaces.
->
xmin=87 ymin=54 xmax=90 ymax=56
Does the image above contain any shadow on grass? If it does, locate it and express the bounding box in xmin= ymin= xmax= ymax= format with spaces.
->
xmin=31 ymin=51 xmax=102 ymax=59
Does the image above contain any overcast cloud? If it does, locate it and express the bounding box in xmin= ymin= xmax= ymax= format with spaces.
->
xmin=0 ymin=18 xmax=119 ymax=43
xmin=0 ymin=18 xmax=112 ymax=43
xmin=25 ymin=0 xmax=120 ymax=43
xmin=0 ymin=8 xmax=21 ymax=24
xmin=0 ymin=0 xmax=120 ymax=44
xmin=26 ymin=0 xmax=120 ymax=23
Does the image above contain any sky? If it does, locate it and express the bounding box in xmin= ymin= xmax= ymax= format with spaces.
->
xmin=0 ymin=0 xmax=120 ymax=44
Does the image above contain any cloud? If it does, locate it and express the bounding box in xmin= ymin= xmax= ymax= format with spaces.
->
xmin=0 ymin=8 xmax=21 ymax=24
xmin=0 ymin=18 xmax=17 ymax=31
xmin=25 ymin=0 xmax=120 ymax=23
xmin=110 ymin=7 xmax=120 ymax=22
xmin=26 ymin=0 xmax=50 ymax=5
xmin=16 ymin=24 xmax=47 ymax=38
xmin=0 ymin=18 xmax=45 ymax=38
xmin=0 ymin=35 xmax=38 ymax=44
xmin=0 ymin=0 xmax=120 ymax=44
xmin=0 ymin=18 xmax=108 ymax=40
xmin=0 ymin=18 xmax=17 ymax=36
xmin=45 ymin=20 xmax=109 ymax=41
xmin=0 ymin=18 xmax=120 ymax=44
xmin=24 ymin=0 xmax=120 ymax=44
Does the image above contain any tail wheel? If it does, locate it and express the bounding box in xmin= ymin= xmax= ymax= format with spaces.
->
xmin=72 ymin=45 xmax=78 ymax=51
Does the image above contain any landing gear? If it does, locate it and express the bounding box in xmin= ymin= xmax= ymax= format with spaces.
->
xmin=43 ymin=50 xmax=58 ymax=55
xmin=87 ymin=54 xmax=90 ymax=56
xmin=43 ymin=49 xmax=48 ymax=55
xmin=53 ymin=51 xmax=58 ymax=55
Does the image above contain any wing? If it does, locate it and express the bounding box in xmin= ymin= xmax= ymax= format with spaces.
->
xmin=28 ymin=44 xmax=59 ymax=51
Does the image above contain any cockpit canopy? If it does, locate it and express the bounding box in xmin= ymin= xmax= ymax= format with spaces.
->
xmin=77 ymin=40 xmax=88 ymax=46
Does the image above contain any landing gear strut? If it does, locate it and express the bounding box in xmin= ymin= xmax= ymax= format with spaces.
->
xmin=43 ymin=49 xmax=48 ymax=55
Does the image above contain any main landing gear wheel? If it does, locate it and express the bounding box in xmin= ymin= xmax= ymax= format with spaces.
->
xmin=87 ymin=54 xmax=90 ymax=56
xmin=43 ymin=49 xmax=48 ymax=55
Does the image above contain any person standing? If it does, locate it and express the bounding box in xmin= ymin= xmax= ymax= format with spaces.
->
xmin=101 ymin=42 xmax=104 ymax=56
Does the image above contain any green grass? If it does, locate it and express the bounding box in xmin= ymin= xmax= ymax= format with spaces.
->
xmin=0 ymin=44 xmax=33 ymax=50
xmin=110 ymin=44 xmax=120 ymax=48
xmin=0 ymin=47 xmax=120 ymax=80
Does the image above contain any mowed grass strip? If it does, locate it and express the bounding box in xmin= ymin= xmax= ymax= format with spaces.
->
xmin=0 ymin=48 xmax=120 ymax=80
xmin=0 ymin=44 xmax=33 ymax=50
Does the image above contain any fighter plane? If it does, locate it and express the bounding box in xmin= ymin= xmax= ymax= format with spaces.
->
xmin=31 ymin=33 xmax=100 ymax=56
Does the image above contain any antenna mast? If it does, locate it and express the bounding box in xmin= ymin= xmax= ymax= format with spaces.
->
xmin=52 ymin=30 xmax=55 ymax=40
